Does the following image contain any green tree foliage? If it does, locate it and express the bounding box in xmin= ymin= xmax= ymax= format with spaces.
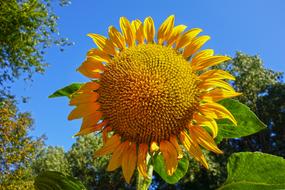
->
xmin=218 ymin=52 xmax=282 ymax=111
xmin=32 ymin=134 xmax=128 ymax=189
xmin=256 ymin=83 xmax=285 ymax=156
xmin=66 ymin=135 xmax=132 ymax=189
xmin=0 ymin=100 xmax=44 ymax=189
xmin=66 ymin=135 xmax=110 ymax=189
xmin=32 ymin=146 xmax=71 ymax=175
xmin=0 ymin=0 xmax=70 ymax=187
xmin=217 ymin=52 xmax=284 ymax=155
xmin=0 ymin=0 xmax=71 ymax=96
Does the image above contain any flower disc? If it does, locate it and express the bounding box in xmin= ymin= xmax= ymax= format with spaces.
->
xmin=99 ymin=44 xmax=199 ymax=143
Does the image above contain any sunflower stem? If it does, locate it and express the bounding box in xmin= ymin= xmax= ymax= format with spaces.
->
xmin=136 ymin=155 xmax=153 ymax=190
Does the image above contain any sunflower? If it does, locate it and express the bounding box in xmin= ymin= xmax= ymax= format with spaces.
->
xmin=68 ymin=15 xmax=241 ymax=183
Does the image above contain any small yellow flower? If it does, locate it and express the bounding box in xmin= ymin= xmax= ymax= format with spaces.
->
xmin=68 ymin=15 xmax=241 ymax=183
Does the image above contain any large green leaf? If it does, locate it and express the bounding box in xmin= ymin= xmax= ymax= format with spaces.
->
xmin=218 ymin=152 xmax=285 ymax=190
xmin=48 ymin=83 xmax=83 ymax=98
xmin=153 ymin=154 xmax=189 ymax=184
xmin=216 ymin=99 xmax=266 ymax=142
xmin=34 ymin=171 xmax=86 ymax=190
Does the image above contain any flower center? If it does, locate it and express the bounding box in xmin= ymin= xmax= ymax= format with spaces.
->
xmin=98 ymin=44 xmax=199 ymax=143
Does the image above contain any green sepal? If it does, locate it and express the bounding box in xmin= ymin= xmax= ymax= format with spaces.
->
xmin=48 ymin=83 xmax=83 ymax=98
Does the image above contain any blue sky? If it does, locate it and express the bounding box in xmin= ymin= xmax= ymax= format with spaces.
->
xmin=12 ymin=0 xmax=285 ymax=150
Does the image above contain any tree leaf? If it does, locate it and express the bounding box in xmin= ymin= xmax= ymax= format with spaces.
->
xmin=48 ymin=83 xmax=83 ymax=98
xmin=216 ymin=99 xmax=266 ymax=143
xmin=34 ymin=171 xmax=86 ymax=190
xmin=153 ymin=154 xmax=189 ymax=184
xmin=218 ymin=152 xmax=285 ymax=190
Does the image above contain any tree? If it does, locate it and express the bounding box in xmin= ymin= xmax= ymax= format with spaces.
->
xmin=0 ymin=0 xmax=72 ymax=97
xmin=0 ymin=100 xmax=44 ymax=189
xmin=0 ymin=1 xmax=71 ymax=187
xmin=256 ymin=83 xmax=285 ymax=156
xmin=217 ymin=52 xmax=282 ymax=111
xmin=216 ymin=52 xmax=284 ymax=155
xmin=32 ymin=146 xmax=71 ymax=175
xmin=31 ymin=134 xmax=128 ymax=189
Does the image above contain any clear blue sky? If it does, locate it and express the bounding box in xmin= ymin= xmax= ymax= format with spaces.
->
xmin=12 ymin=0 xmax=285 ymax=150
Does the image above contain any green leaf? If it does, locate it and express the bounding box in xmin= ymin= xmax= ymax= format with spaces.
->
xmin=48 ymin=83 xmax=83 ymax=98
xmin=34 ymin=171 xmax=86 ymax=190
xmin=153 ymin=154 xmax=189 ymax=184
xmin=218 ymin=152 xmax=285 ymax=190
xmin=216 ymin=99 xmax=266 ymax=143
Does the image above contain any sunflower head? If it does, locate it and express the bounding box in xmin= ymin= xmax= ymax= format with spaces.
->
xmin=68 ymin=15 xmax=241 ymax=183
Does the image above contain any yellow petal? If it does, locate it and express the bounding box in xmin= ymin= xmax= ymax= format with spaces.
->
xmin=183 ymin=35 xmax=210 ymax=58
xmin=81 ymin=57 xmax=105 ymax=71
xmin=192 ymin=55 xmax=231 ymax=71
xmin=157 ymin=15 xmax=175 ymax=44
xmin=193 ymin=113 xmax=218 ymax=138
xmin=180 ymin=131 xmax=208 ymax=169
xmin=203 ymin=120 xmax=218 ymax=138
xmin=69 ymin=92 xmax=99 ymax=106
xmin=79 ymin=111 xmax=103 ymax=130
xmin=94 ymin=134 xmax=121 ymax=157
xmin=87 ymin=49 xmax=112 ymax=63
xmin=107 ymin=141 xmax=130 ymax=171
xmin=131 ymin=19 xmax=144 ymax=44
xmin=84 ymin=57 xmax=106 ymax=72
xmin=189 ymin=125 xmax=223 ymax=154
xmin=191 ymin=49 xmax=214 ymax=64
xmin=160 ymin=140 xmax=178 ymax=176
xmin=200 ymin=102 xmax=237 ymax=125
xmin=169 ymin=136 xmax=183 ymax=159
xmin=87 ymin=34 xmax=116 ymax=55
xmin=77 ymin=82 xmax=100 ymax=93
xmin=75 ymin=120 xmax=107 ymax=136
xmin=137 ymin=143 xmax=149 ymax=178
xmin=122 ymin=143 xmax=137 ymax=184
xmin=200 ymin=88 xmax=242 ymax=102
xmin=68 ymin=103 xmax=100 ymax=120
xmin=77 ymin=64 xmax=101 ymax=79
xmin=199 ymin=79 xmax=235 ymax=92
xmin=167 ymin=25 xmax=187 ymax=46
xmin=199 ymin=69 xmax=235 ymax=81
xmin=144 ymin=17 xmax=155 ymax=43
xmin=120 ymin=17 xmax=135 ymax=47
xmin=108 ymin=26 xmax=126 ymax=50
xmin=175 ymin=28 xmax=202 ymax=49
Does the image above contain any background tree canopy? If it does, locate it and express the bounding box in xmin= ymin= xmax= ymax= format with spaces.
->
xmin=0 ymin=0 xmax=72 ymax=97
xmin=0 ymin=0 xmax=70 ymax=189
xmin=0 ymin=100 xmax=44 ymax=190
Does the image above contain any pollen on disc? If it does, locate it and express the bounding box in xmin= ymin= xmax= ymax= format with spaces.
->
xmin=98 ymin=44 xmax=200 ymax=143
